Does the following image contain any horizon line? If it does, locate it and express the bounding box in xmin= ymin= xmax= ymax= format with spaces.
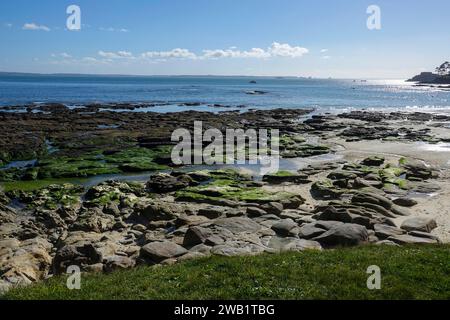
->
xmin=0 ymin=71 xmax=406 ymax=81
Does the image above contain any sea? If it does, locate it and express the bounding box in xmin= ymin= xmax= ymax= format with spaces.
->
xmin=1 ymin=74 xmax=450 ymax=114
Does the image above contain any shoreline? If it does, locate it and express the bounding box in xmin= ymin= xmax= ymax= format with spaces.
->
xmin=1 ymin=105 xmax=449 ymax=293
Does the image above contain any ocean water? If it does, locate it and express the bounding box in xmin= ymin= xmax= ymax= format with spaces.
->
xmin=0 ymin=74 xmax=449 ymax=113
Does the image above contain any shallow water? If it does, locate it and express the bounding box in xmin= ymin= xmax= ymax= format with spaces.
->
xmin=74 ymin=153 xmax=344 ymax=187
xmin=417 ymin=142 xmax=450 ymax=152
xmin=0 ymin=160 xmax=37 ymax=170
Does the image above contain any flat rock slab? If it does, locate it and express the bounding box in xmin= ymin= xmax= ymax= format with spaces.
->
xmin=387 ymin=234 xmax=438 ymax=245
xmin=374 ymin=224 xmax=405 ymax=240
xmin=401 ymin=217 xmax=437 ymax=233
xmin=297 ymin=224 xmax=327 ymax=239
xmin=141 ymin=241 xmax=188 ymax=263
xmin=266 ymin=236 xmax=322 ymax=252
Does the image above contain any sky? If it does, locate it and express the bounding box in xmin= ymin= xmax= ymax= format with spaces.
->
xmin=0 ymin=0 xmax=449 ymax=78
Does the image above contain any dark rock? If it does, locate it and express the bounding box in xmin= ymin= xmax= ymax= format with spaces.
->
xmin=352 ymin=192 xmax=393 ymax=210
xmin=197 ymin=206 xmax=226 ymax=219
xmin=246 ymin=206 xmax=267 ymax=218
xmin=262 ymin=173 xmax=310 ymax=184
xmin=393 ymin=197 xmax=418 ymax=207
xmin=53 ymin=244 xmax=103 ymax=274
xmin=314 ymin=206 xmax=353 ymax=223
xmin=146 ymin=173 xmax=194 ymax=193
xmin=260 ymin=202 xmax=284 ymax=215
xmin=312 ymin=224 xmax=369 ymax=247
xmin=361 ymin=156 xmax=385 ymax=166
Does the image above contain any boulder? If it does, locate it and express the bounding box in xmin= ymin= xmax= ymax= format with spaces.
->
xmin=260 ymin=202 xmax=284 ymax=215
xmin=393 ymin=197 xmax=418 ymax=207
xmin=103 ymin=256 xmax=136 ymax=272
xmin=313 ymin=220 xmax=344 ymax=230
xmin=246 ymin=206 xmax=267 ymax=218
xmin=313 ymin=224 xmax=369 ymax=247
xmin=53 ymin=244 xmax=103 ymax=274
xmin=262 ymin=173 xmax=310 ymax=185
xmin=183 ymin=217 xmax=263 ymax=247
xmin=146 ymin=173 xmax=194 ymax=193
xmin=137 ymin=201 xmax=178 ymax=221
xmin=314 ymin=206 xmax=353 ymax=223
xmin=297 ymin=224 xmax=327 ymax=239
xmin=361 ymin=156 xmax=385 ymax=166
xmin=374 ymin=224 xmax=405 ymax=240
xmin=140 ymin=241 xmax=188 ymax=263
xmin=271 ymin=219 xmax=298 ymax=237
xmin=0 ymin=237 xmax=52 ymax=288
xmin=401 ymin=217 xmax=437 ymax=233
xmin=197 ymin=206 xmax=228 ymax=219
xmin=352 ymin=192 xmax=393 ymax=210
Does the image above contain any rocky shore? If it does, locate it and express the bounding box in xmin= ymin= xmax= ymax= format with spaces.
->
xmin=1 ymin=105 xmax=449 ymax=293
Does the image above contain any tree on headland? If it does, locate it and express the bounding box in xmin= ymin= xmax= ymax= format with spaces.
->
xmin=435 ymin=61 xmax=450 ymax=76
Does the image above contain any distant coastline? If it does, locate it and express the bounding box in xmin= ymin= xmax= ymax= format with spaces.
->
xmin=407 ymin=61 xmax=450 ymax=85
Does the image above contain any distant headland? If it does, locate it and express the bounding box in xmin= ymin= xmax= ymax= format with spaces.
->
xmin=407 ymin=61 xmax=450 ymax=84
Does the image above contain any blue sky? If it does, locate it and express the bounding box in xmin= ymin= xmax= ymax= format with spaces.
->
xmin=0 ymin=0 xmax=449 ymax=78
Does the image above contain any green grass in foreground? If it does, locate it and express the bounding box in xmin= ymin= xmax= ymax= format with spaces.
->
xmin=2 ymin=245 xmax=449 ymax=300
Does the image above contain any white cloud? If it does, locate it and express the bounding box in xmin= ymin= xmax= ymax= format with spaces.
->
xmin=23 ymin=23 xmax=50 ymax=31
xmin=51 ymin=53 xmax=73 ymax=59
xmin=322 ymin=55 xmax=331 ymax=60
xmin=99 ymin=27 xmax=129 ymax=33
xmin=202 ymin=48 xmax=270 ymax=59
xmin=4 ymin=23 xmax=12 ymax=28
xmin=202 ymin=42 xmax=308 ymax=59
xmin=268 ymin=42 xmax=309 ymax=58
xmin=320 ymin=49 xmax=329 ymax=53
xmin=54 ymin=42 xmax=309 ymax=67
xmin=98 ymin=50 xmax=134 ymax=59
xmin=141 ymin=48 xmax=197 ymax=60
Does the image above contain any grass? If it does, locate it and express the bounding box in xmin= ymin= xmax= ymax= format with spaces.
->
xmin=2 ymin=245 xmax=449 ymax=300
